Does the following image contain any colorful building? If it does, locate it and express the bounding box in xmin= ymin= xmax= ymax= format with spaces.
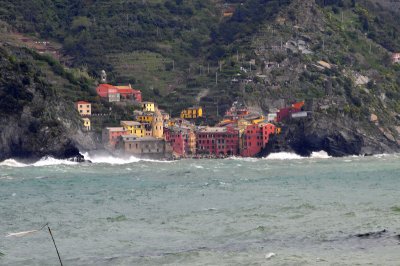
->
xmin=151 ymin=109 xmax=164 ymax=138
xmin=76 ymin=101 xmax=91 ymax=116
xmin=180 ymin=106 xmax=203 ymax=119
xmin=102 ymin=127 xmax=129 ymax=148
xmin=276 ymin=101 xmax=304 ymax=122
xmin=240 ymin=123 xmax=276 ymax=157
xmin=392 ymin=53 xmax=400 ymax=64
xmin=96 ymin=84 xmax=142 ymax=102
xmin=120 ymin=121 xmax=145 ymax=137
xmin=82 ymin=118 xmax=91 ymax=131
xmin=115 ymin=135 xmax=169 ymax=159
xmin=164 ymin=126 xmax=196 ymax=156
xmin=136 ymin=112 xmax=154 ymax=123
xmin=141 ymin=102 xmax=155 ymax=113
xmin=196 ymin=127 xmax=239 ymax=156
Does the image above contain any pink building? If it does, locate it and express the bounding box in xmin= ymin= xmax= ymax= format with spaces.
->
xmin=102 ymin=127 xmax=129 ymax=148
xmin=241 ymin=123 xmax=276 ymax=157
xmin=392 ymin=53 xmax=400 ymax=64
xmin=196 ymin=126 xmax=239 ymax=156
xmin=96 ymin=84 xmax=142 ymax=102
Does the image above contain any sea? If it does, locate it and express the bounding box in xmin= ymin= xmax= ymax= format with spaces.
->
xmin=0 ymin=152 xmax=400 ymax=266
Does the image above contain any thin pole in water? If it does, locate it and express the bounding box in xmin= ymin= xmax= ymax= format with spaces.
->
xmin=47 ymin=225 xmax=63 ymax=266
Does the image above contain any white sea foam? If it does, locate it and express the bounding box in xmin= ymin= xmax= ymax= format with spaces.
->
xmin=265 ymin=152 xmax=304 ymax=160
xmin=82 ymin=152 xmax=173 ymax=165
xmin=265 ymin=151 xmax=331 ymax=160
xmin=32 ymin=157 xmax=78 ymax=166
xmin=0 ymin=159 xmax=28 ymax=167
xmin=0 ymin=157 xmax=77 ymax=168
xmin=310 ymin=151 xmax=331 ymax=159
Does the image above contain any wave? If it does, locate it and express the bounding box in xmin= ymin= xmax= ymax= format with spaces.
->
xmin=0 ymin=159 xmax=28 ymax=167
xmin=0 ymin=157 xmax=77 ymax=168
xmin=82 ymin=152 xmax=174 ymax=165
xmin=265 ymin=151 xmax=331 ymax=160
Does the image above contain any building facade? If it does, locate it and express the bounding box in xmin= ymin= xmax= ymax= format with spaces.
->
xmin=180 ymin=107 xmax=203 ymax=119
xmin=120 ymin=121 xmax=145 ymax=137
xmin=102 ymin=127 xmax=129 ymax=148
xmin=115 ymin=135 xmax=169 ymax=159
xmin=164 ymin=127 xmax=196 ymax=156
xmin=82 ymin=118 xmax=91 ymax=131
xmin=196 ymin=127 xmax=239 ymax=156
xmin=151 ymin=109 xmax=164 ymax=138
xmin=76 ymin=101 xmax=91 ymax=116
xmin=96 ymin=84 xmax=142 ymax=102
xmin=240 ymin=123 xmax=276 ymax=157
xmin=141 ymin=102 xmax=155 ymax=113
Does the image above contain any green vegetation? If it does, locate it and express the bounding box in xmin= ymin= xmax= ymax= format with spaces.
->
xmin=0 ymin=0 xmax=400 ymax=130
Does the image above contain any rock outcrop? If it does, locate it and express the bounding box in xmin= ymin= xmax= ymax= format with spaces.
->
xmin=0 ymin=45 xmax=97 ymax=162
xmin=269 ymin=113 xmax=400 ymax=157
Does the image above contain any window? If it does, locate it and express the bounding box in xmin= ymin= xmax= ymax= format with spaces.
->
xmin=80 ymin=105 xmax=83 ymax=108
xmin=87 ymin=105 xmax=89 ymax=108
xmin=129 ymin=144 xmax=132 ymax=149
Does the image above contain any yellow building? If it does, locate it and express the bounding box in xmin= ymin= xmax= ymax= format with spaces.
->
xmin=120 ymin=121 xmax=145 ymax=137
xmin=82 ymin=118 xmax=91 ymax=131
xmin=152 ymin=109 xmax=164 ymax=138
xmin=251 ymin=115 xmax=265 ymax=125
xmin=180 ymin=106 xmax=203 ymax=119
xmin=136 ymin=113 xmax=154 ymax=123
xmin=76 ymin=101 xmax=91 ymax=116
xmin=141 ymin=102 xmax=155 ymax=113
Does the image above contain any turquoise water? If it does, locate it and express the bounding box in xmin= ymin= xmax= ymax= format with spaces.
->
xmin=1 ymin=154 xmax=400 ymax=265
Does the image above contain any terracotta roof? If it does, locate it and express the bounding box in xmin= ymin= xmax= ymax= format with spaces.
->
xmin=76 ymin=101 xmax=90 ymax=104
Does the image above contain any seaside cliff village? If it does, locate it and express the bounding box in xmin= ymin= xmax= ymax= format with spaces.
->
xmin=75 ymin=78 xmax=310 ymax=159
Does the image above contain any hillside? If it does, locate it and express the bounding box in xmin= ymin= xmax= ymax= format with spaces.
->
xmin=0 ymin=41 xmax=100 ymax=161
xmin=1 ymin=0 xmax=400 ymax=156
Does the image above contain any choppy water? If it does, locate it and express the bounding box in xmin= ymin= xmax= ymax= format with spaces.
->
xmin=1 ymin=153 xmax=400 ymax=265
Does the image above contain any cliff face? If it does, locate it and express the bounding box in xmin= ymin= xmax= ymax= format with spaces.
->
xmin=269 ymin=113 xmax=400 ymax=157
xmin=0 ymin=45 xmax=96 ymax=162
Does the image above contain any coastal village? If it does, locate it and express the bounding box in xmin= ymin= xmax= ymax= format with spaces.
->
xmin=76 ymin=78 xmax=308 ymax=159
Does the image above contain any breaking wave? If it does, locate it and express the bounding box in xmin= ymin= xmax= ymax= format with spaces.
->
xmin=82 ymin=152 xmax=173 ymax=164
xmin=0 ymin=157 xmax=78 ymax=167
xmin=265 ymin=151 xmax=331 ymax=160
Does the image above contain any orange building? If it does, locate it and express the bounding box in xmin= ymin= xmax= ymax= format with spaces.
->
xmin=76 ymin=101 xmax=91 ymax=116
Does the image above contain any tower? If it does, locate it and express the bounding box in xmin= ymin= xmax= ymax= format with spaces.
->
xmin=100 ymin=70 xmax=107 ymax=83
xmin=152 ymin=108 xmax=164 ymax=138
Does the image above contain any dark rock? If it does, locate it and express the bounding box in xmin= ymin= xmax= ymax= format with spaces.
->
xmin=267 ymin=113 xmax=400 ymax=157
xmin=0 ymin=45 xmax=98 ymax=163
xmin=355 ymin=229 xmax=387 ymax=239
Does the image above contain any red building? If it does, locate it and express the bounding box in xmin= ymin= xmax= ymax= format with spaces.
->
xmin=164 ymin=127 xmax=196 ymax=156
xmin=102 ymin=127 xmax=129 ymax=148
xmin=96 ymin=84 xmax=142 ymax=102
xmin=276 ymin=101 xmax=304 ymax=122
xmin=241 ymin=123 xmax=276 ymax=157
xmin=196 ymin=127 xmax=239 ymax=156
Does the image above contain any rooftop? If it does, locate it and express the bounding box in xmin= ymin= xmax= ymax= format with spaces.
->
xmin=121 ymin=135 xmax=160 ymax=142
xmin=76 ymin=101 xmax=90 ymax=105
xmin=105 ymin=127 xmax=126 ymax=132
xmin=121 ymin=121 xmax=141 ymax=126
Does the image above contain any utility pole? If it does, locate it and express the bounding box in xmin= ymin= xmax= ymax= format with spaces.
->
xmin=236 ymin=50 xmax=239 ymax=62
xmin=322 ymin=38 xmax=325 ymax=51
xmin=207 ymin=63 xmax=210 ymax=74
xmin=215 ymin=72 xmax=218 ymax=85
xmin=172 ymin=60 xmax=175 ymax=71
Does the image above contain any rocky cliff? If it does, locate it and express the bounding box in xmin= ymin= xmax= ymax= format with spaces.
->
xmin=266 ymin=112 xmax=400 ymax=157
xmin=0 ymin=44 xmax=97 ymax=162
